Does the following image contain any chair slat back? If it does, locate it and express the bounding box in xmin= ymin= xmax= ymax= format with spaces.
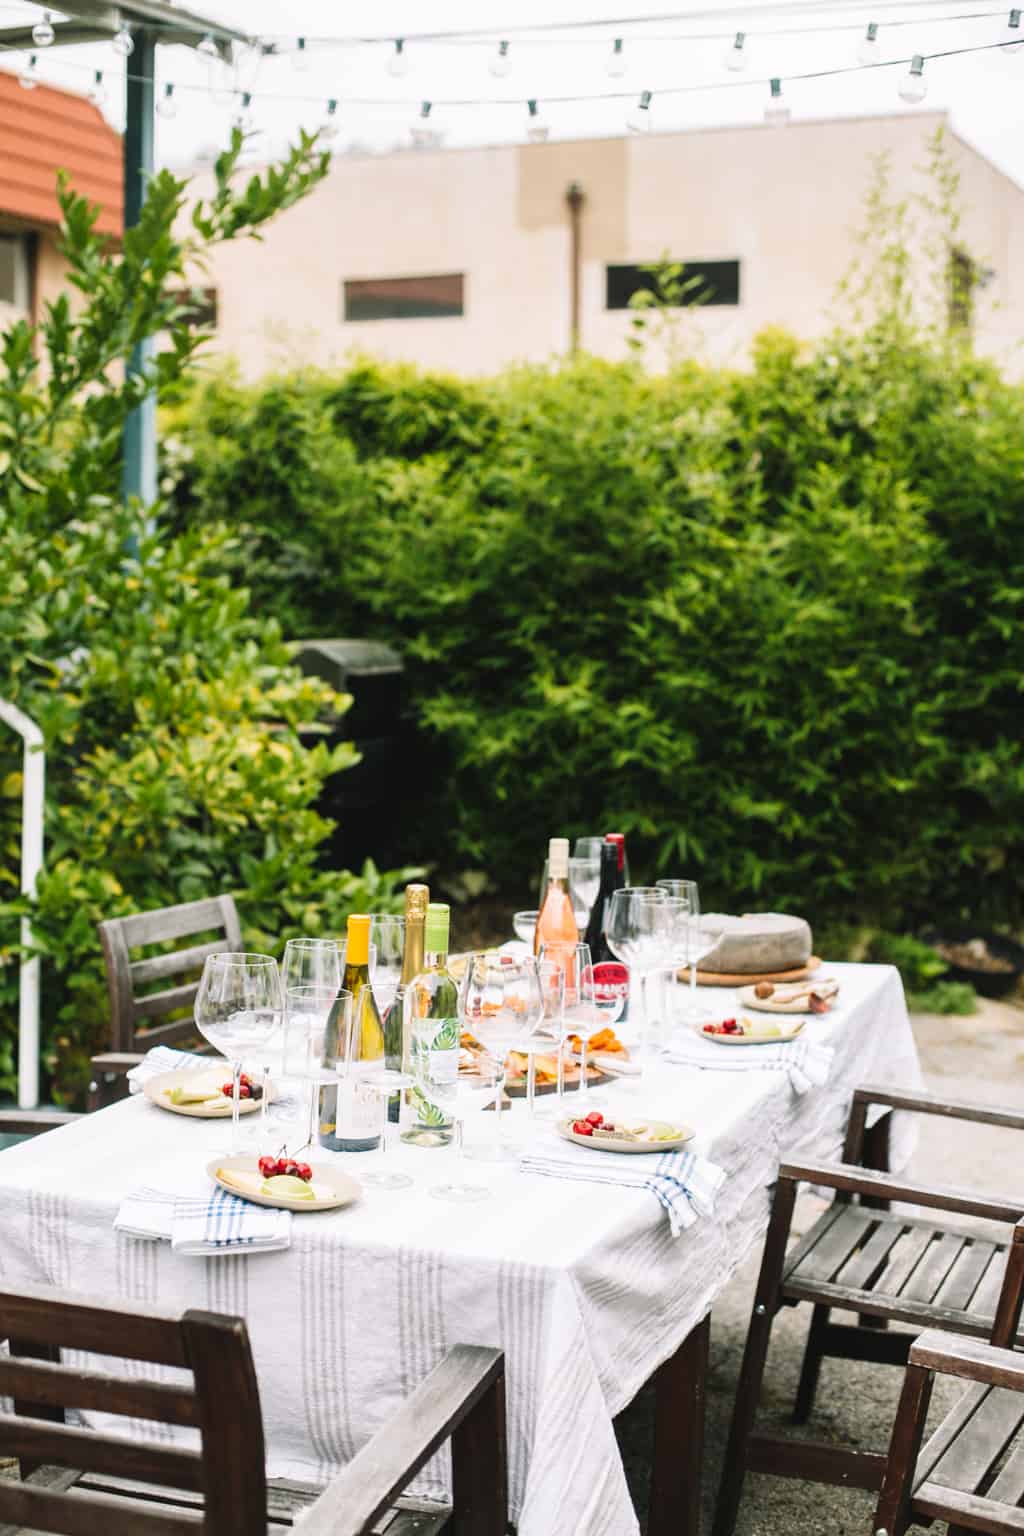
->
xmin=0 ymin=1283 xmax=267 ymax=1536
xmin=98 ymin=896 xmax=243 ymax=1055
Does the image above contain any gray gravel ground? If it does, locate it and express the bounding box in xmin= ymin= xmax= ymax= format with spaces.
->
xmin=616 ymin=994 xmax=1024 ymax=1533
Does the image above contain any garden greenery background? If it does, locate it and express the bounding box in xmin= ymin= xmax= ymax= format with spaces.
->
xmin=2 ymin=125 xmax=1022 ymax=1101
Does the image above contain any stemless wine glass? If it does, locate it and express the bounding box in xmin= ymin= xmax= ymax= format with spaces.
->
xmin=368 ymin=914 xmax=405 ymax=1016
xmin=430 ymin=1054 xmax=502 ymax=1204
xmin=194 ymin=953 xmax=283 ymax=1153
xmin=458 ymin=953 xmax=545 ymax=1161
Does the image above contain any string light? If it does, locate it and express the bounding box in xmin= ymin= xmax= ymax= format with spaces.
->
xmin=233 ymin=89 xmax=255 ymax=131
xmin=489 ymin=39 xmax=511 ymax=77
xmin=112 ymin=21 xmax=134 ymax=58
xmin=724 ymin=31 xmax=747 ymax=71
xmin=156 ymin=81 xmax=176 ymax=118
xmin=526 ymin=99 xmax=549 ymax=141
xmin=857 ymin=22 xmax=881 ymax=65
xmin=764 ymin=77 xmax=790 ymax=122
xmin=88 ymin=68 xmax=106 ymax=106
xmin=18 ymin=51 xmax=37 ymax=88
xmin=197 ymin=32 xmax=219 ymax=60
xmin=31 ymin=11 xmax=54 ymax=47
xmin=627 ymin=89 xmax=653 ymax=133
xmin=1004 ymin=7 xmax=1024 ymax=50
xmin=320 ymin=97 xmax=339 ymax=140
xmin=898 ymin=54 xmax=928 ymax=100
xmin=606 ymin=37 xmax=626 ymax=77
xmin=293 ymin=36 xmax=309 ymax=72
xmin=411 ymin=99 xmax=435 ymax=145
xmin=388 ymin=38 xmax=409 ymax=77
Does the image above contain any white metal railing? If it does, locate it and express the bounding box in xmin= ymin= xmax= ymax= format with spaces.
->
xmin=0 ymin=698 xmax=44 ymax=1109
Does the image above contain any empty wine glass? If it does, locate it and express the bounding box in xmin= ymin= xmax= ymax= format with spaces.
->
xmin=359 ymin=1067 xmax=415 ymax=1190
xmin=195 ymin=953 xmax=283 ymax=1153
xmin=368 ymin=914 xmax=404 ymax=1016
xmin=522 ymin=959 xmax=565 ymax=1117
xmin=605 ymin=889 xmax=670 ymax=1032
xmin=656 ymin=879 xmax=718 ymax=1018
xmin=540 ymin=941 xmax=603 ymax=1107
xmin=281 ymin=937 xmax=343 ymax=993
xmin=276 ymin=983 xmax=344 ymax=1154
xmin=513 ymin=910 xmax=539 ymax=945
xmin=458 ymin=953 xmax=545 ymax=1162
xmin=573 ymin=836 xmax=606 ymax=861
xmin=568 ymin=856 xmax=601 ymax=931
xmin=430 ymin=1055 xmax=502 ymax=1203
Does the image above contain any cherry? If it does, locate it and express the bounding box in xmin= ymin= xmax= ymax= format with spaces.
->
xmin=703 ymin=1024 xmax=715 ymax=1033
xmin=572 ymin=1120 xmax=594 ymax=1136
xmin=585 ymin=1111 xmax=604 ymax=1127
xmin=239 ymin=1084 xmax=251 ymax=1098
xmin=294 ymin=1163 xmax=313 ymax=1182
xmin=258 ymin=1156 xmax=276 ymax=1177
xmin=221 ymin=1083 xmax=233 ymax=1096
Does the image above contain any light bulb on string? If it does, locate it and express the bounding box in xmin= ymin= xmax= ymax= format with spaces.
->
xmin=197 ymin=32 xmax=219 ymax=60
xmin=764 ymin=77 xmax=790 ymax=124
xmin=898 ymin=54 xmax=927 ymax=103
xmin=411 ymin=100 xmax=438 ymax=146
xmin=526 ymin=99 xmax=549 ymax=142
xmin=388 ymin=38 xmax=409 ymax=77
xmin=233 ymin=89 xmax=255 ymax=133
xmin=627 ymin=90 xmax=653 ymax=134
xmin=489 ymin=40 xmax=511 ymax=78
xmin=156 ymin=82 xmax=176 ymax=119
xmin=293 ymin=36 xmax=309 ymax=72
xmin=89 ymin=69 xmax=106 ymax=107
xmin=1004 ymin=8 xmax=1024 ymax=52
xmin=320 ymin=98 xmax=339 ymax=141
xmin=606 ymin=38 xmax=626 ymax=77
xmin=724 ymin=32 xmax=746 ymax=72
xmin=857 ymin=23 xmax=880 ymax=66
xmin=18 ymin=52 xmax=38 ymax=89
xmin=31 ymin=11 xmax=54 ymax=47
xmin=112 ymin=20 xmax=134 ymax=57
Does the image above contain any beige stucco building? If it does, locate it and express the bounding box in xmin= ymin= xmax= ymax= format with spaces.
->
xmin=180 ymin=110 xmax=1024 ymax=379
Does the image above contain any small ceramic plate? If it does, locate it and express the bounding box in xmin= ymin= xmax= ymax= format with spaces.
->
xmin=207 ymin=1156 xmax=360 ymax=1212
xmin=556 ymin=1118 xmax=694 ymax=1153
xmin=737 ymin=983 xmax=838 ymax=1015
xmin=144 ymin=1070 xmax=272 ymax=1118
xmin=698 ymin=1020 xmax=805 ymax=1046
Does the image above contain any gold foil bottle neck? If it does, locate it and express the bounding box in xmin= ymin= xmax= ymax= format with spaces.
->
xmin=404 ymin=883 xmax=430 ymax=919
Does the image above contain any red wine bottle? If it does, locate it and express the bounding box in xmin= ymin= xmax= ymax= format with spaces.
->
xmin=584 ymin=841 xmax=619 ymax=965
xmin=604 ymin=832 xmax=627 ymax=892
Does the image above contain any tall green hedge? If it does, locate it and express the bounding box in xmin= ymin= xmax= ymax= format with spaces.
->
xmin=164 ymin=328 xmax=1024 ymax=928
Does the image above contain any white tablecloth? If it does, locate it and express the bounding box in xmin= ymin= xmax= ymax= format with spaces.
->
xmin=0 ymin=962 xmax=921 ymax=1536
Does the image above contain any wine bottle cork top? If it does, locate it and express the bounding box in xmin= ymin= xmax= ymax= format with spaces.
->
xmin=404 ymin=883 xmax=430 ymax=919
xmin=424 ymin=902 xmax=450 ymax=952
xmin=346 ymin=912 xmax=371 ymax=966
xmin=548 ymin=837 xmax=569 ymax=877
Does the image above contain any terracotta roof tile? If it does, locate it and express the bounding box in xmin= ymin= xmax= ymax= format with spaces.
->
xmin=0 ymin=71 xmax=122 ymax=235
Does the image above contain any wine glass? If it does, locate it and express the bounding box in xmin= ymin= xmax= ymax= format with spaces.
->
xmin=656 ymin=879 xmax=718 ymax=1018
xmin=540 ymin=941 xmax=602 ymax=1108
xmin=513 ymin=910 xmax=539 ymax=945
xmin=368 ymin=914 xmax=404 ymax=1016
xmin=430 ymin=1055 xmax=502 ymax=1204
xmin=281 ymin=938 xmax=343 ymax=992
xmin=458 ymin=953 xmax=545 ymax=1162
xmin=194 ymin=953 xmax=283 ymax=1153
xmin=573 ymin=836 xmax=606 ymax=862
xmin=568 ymin=856 xmax=601 ymax=931
xmin=605 ymin=889 xmax=670 ymax=1032
xmin=273 ymin=983 xmax=345 ymax=1155
xmin=521 ymin=959 xmax=565 ymax=1117
xmin=358 ymin=1067 xmax=415 ymax=1190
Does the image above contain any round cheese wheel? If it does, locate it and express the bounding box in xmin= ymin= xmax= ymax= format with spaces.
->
xmin=700 ymin=913 xmax=812 ymax=975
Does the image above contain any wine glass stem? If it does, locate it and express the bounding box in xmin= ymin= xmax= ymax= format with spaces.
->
xmin=556 ymin=1037 xmax=565 ymax=1104
xmin=493 ymin=1074 xmax=503 ymax=1150
xmin=260 ymin=1061 xmax=270 ymax=1140
xmin=579 ymin=1037 xmax=587 ymax=1097
xmin=230 ymin=1058 xmax=243 ymax=1154
xmin=690 ymin=957 xmax=699 ymax=1015
xmin=527 ymin=1052 xmax=536 ymax=1117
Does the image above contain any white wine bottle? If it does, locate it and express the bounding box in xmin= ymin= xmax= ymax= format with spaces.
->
xmin=318 ymin=912 xmax=385 ymax=1152
xmin=384 ymin=883 xmax=429 ymax=1074
xmin=400 ymin=902 xmax=459 ymax=1148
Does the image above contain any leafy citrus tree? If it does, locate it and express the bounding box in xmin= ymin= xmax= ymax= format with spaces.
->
xmin=0 ymin=135 xmax=417 ymax=1104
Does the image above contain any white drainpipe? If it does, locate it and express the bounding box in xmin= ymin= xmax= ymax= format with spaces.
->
xmin=0 ymin=699 xmax=44 ymax=1109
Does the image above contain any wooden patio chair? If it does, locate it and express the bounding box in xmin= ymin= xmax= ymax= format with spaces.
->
xmin=713 ymin=1083 xmax=1024 ymax=1536
xmin=0 ymin=1280 xmax=507 ymax=1536
xmin=90 ymin=895 xmax=243 ymax=1110
xmin=875 ymin=1328 xmax=1024 ymax=1536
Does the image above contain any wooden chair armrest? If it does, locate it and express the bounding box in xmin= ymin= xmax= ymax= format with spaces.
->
xmin=779 ymin=1160 xmax=1024 ymax=1226
xmin=0 ymin=1108 xmax=79 ymax=1135
xmin=909 ymin=1329 xmax=1024 ymax=1391
xmin=297 ymin=1345 xmax=504 ymax=1536
xmin=90 ymin=1053 xmax=145 ymax=1074
xmin=853 ymin=1083 xmax=1024 ymax=1133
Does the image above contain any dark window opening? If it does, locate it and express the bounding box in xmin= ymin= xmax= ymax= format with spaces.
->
xmin=171 ymin=286 xmax=218 ymax=329
xmin=606 ymin=260 xmax=740 ymax=310
xmin=343 ymin=274 xmax=464 ymax=322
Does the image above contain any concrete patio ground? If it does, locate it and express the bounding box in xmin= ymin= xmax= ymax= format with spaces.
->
xmin=617 ymin=993 xmax=1024 ymax=1533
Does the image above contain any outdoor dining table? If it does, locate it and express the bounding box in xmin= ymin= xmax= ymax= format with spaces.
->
xmin=0 ymin=961 xmax=923 ymax=1536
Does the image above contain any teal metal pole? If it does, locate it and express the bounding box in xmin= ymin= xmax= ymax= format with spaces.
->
xmin=121 ymin=26 xmax=157 ymax=509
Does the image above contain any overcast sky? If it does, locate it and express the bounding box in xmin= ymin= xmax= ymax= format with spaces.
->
xmin=2 ymin=1 xmax=1022 ymax=183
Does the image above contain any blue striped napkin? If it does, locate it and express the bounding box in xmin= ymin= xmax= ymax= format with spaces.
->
xmin=115 ymin=1184 xmax=291 ymax=1256
xmin=664 ymin=1029 xmax=834 ymax=1096
xmin=519 ymin=1137 xmax=726 ymax=1237
xmin=127 ymin=1044 xmax=211 ymax=1091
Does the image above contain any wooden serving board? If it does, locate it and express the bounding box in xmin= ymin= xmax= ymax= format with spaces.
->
xmin=677 ymin=955 xmax=823 ymax=988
